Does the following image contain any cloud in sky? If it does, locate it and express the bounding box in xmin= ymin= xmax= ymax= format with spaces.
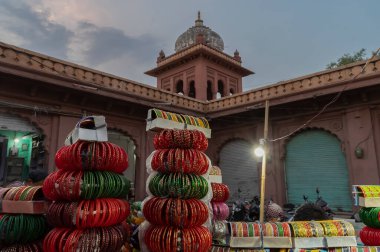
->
xmin=0 ymin=0 xmax=379 ymax=89
xmin=0 ymin=0 xmax=161 ymax=84
xmin=0 ymin=1 xmax=72 ymax=58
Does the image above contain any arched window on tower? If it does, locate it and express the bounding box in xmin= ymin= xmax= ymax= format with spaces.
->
xmin=217 ymin=80 xmax=224 ymax=99
xmin=207 ymin=81 xmax=213 ymax=100
xmin=176 ymin=80 xmax=184 ymax=95
xmin=230 ymin=88 xmax=235 ymax=96
xmin=188 ymin=81 xmax=196 ymax=98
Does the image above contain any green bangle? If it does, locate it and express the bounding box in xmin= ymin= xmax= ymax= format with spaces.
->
xmin=149 ymin=172 xmax=208 ymax=199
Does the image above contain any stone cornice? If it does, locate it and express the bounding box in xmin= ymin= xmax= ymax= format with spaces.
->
xmin=206 ymin=57 xmax=380 ymax=117
xmin=145 ymin=43 xmax=254 ymax=77
xmin=0 ymin=42 xmax=207 ymax=114
xmin=0 ymin=41 xmax=379 ymax=119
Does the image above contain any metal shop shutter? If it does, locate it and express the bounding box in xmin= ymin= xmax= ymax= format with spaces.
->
xmin=285 ymin=130 xmax=352 ymax=212
xmin=0 ymin=113 xmax=38 ymax=132
xmin=219 ymin=139 xmax=259 ymax=204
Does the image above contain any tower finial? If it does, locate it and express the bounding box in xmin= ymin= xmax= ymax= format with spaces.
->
xmin=195 ymin=11 xmax=203 ymax=26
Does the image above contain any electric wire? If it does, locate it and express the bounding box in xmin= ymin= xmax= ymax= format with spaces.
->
xmin=269 ymin=48 xmax=380 ymax=142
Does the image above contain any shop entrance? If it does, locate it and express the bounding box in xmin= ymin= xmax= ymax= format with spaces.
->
xmin=219 ymin=139 xmax=259 ymax=204
xmin=0 ymin=113 xmax=45 ymax=186
xmin=285 ymin=129 xmax=352 ymax=212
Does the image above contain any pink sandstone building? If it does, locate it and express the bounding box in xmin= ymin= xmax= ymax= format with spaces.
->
xmin=0 ymin=13 xmax=380 ymax=212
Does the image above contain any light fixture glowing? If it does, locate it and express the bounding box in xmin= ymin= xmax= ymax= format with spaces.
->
xmin=254 ymin=138 xmax=266 ymax=157
xmin=14 ymin=138 xmax=20 ymax=143
xmin=254 ymin=146 xmax=265 ymax=157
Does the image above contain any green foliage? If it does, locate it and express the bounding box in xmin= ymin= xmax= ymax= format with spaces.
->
xmin=326 ymin=48 xmax=367 ymax=69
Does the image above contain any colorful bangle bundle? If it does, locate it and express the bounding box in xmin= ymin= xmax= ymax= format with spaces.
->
xmin=318 ymin=220 xmax=355 ymax=237
xmin=143 ymin=197 xmax=208 ymax=228
xmin=151 ymin=149 xmax=209 ymax=174
xmin=55 ymin=141 xmax=128 ymax=173
xmin=211 ymin=202 xmax=230 ymax=220
xmin=43 ymin=170 xmax=130 ymax=201
xmin=43 ymin=225 xmax=126 ymax=252
xmin=359 ymin=207 xmax=380 ymax=228
xmin=211 ymin=183 xmax=229 ymax=202
xmin=2 ymin=185 xmax=43 ymax=201
xmin=360 ymin=226 xmax=380 ymax=245
xmin=153 ymin=129 xmax=208 ymax=151
xmin=149 ymin=172 xmax=208 ymax=199
xmin=230 ymin=222 xmax=262 ymax=237
xmin=153 ymin=109 xmax=210 ymax=129
xmin=0 ymin=214 xmax=47 ymax=244
xmin=0 ymin=243 xmax=42 ymax=252
xmin=289 ymin=221 xmax=325 ymax=237
xmin=46 ymin=198 xmax=130 ymax=228
xmin=144 ymin=225 xmax=212 ymax=252
xmin=262 ymin=222 xmax=292 ymax=237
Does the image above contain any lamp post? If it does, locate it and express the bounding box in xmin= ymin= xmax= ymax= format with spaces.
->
xmin=259 ymin=100 xmax=270 ymax=223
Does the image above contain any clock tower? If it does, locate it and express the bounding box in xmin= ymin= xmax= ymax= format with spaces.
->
xmin=145 ymin=12 xmax=253 ymax=101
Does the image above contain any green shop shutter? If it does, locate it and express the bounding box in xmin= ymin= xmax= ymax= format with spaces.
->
xmin=219 ymin=139 xmax=259 ymax=204
xmin=285 ymin=130 xmax=352 ymax=212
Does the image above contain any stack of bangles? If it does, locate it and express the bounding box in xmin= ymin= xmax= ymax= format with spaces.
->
xmin=211 ymin=202 xmax=230 ymax=220
xmin=359 ymin=207 xmax=380 ymax=228
xmin=151 ymin=149 xmax=209 ymax=174
xmin=149 ymin=172 xmax=208 ymax=199
xmin=43 ymin=170 xmax=130 ymax=201
xmin=153 ymin=129 xmax=208 ymax=151
xmin=144 ymin=225 xmax=212 ymax=252
xmin=262 ymin=222 xmax=292 ymax=237
xmin=289 ymin=221 xmax=324 ymax=237
xmin=211 ymin=183 xmax=230 ymax=202
xmin=0 ymin=243 xmax=42 ymax=252
xmin=0 ymin=214 xmax=47 ymax=244
xmin=55 ymin=141 xmax=128 ymax=173
xmin=143 ymin=197 xmax=209 ymax=228
xmin=46 ymin=198 xmax=130 ymax=228
xmin=43 ymin=225 xmax=126 ymax=252
xmin=360 ymin=226 xmax=380 ymax=245
xmin=319 ymin=220 xmax=355 ymax=237
xmin=2 ymin=186 xmax=43 ymax=201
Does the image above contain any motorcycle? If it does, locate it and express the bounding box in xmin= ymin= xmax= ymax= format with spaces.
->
xmin=229 ymin=196 xmax=260 ymax=222
xmin=290 ymin=187 xmax=334 ymax=221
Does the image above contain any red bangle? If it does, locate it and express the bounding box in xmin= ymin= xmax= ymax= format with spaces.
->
xmin=46 ymin=199 xmax=130 ymax=228
xmin=153 ymin=129 xmax=208 ymax=151
xmin=144 ymin=225 xmax=212 ymax=252
xmin=55 ymin=141 xmax=128 ymax=173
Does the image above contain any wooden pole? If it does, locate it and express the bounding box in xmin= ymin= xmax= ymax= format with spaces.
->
xmin=259 ymin=100 xmax=270 ymax=223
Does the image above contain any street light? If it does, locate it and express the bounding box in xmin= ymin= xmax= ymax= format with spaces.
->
xmin=254 ymin=139 xmax=265 ymax=157
xmin=259 ymin=100 xmax=270 ymax=223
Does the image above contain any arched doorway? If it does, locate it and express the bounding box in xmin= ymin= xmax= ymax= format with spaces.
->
xmin=218 ymin=139 xmax=259 ymax=204
xmin=107 ymin=130 xmax=136 ymax=199
xmin=217 ymin=80 xmax=224 ymax=98
xmin=188 ymin=80 xmax=196 ymax=98
xmin=207 ymin=80 xmax=213 ymax=100
xmin=176 ymin=80 xmax=184 ymax=95
xmin=285 ymin=129 xmax=352 ymax=211
xmin=0 ymin=113 xmax=44 ymax=185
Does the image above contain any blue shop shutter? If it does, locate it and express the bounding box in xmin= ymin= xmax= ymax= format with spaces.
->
xmin=285 ymin=130 xmax=352 ymax=212
xmin=219 ymin=139 xmax=259 ymax=204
